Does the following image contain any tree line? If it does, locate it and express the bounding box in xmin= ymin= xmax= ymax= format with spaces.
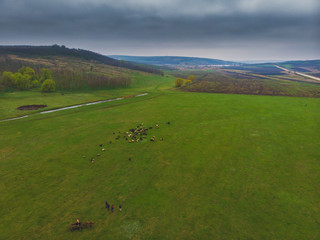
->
xmin=52 ymin=69 xmax=131 ymax=90
xmin=0 ymin=67 xmax=56 ymax=92
xmin=0 ymin=65 xmax=131 ymax=92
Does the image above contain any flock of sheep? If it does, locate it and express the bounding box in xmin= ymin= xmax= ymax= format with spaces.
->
xmin=82 ymin=122 xmax=170 ymax=163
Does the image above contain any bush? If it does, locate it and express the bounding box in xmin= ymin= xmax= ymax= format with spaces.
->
xmin=185 ymin=79 xmax=192 ymax=85
xmin=175 ymin=78 xmax=184 ymax=87
xmin=187 ymin=75 xmax=195 ymax=81
xmin=41 ymin=79 xmax=56 ymax=92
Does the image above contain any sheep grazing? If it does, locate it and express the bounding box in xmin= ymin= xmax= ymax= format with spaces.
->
xmin=99 ymin=144 xmax=103 ymax=147
xmin=122 ymin=122 xmax=166 ymax=144
xmin=90 ymin=158 xmax=95 ymax=163
xmin=82 ymin=156 xmax=86 ymax=158
xmin=102 ymin=148 xmax=106 ymax=151
xmin=97 ymin=154 xmax=100 ymax=156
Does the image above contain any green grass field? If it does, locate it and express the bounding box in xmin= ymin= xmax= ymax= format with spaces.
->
xmin=0 ymin=72 xmax=173 ymax=120
xmin=1 ymin=74 xmax=320 ymax=239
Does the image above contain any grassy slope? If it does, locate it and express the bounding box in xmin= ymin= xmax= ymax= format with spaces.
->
xmin=1 ymin=87 xmax=319 ymax=239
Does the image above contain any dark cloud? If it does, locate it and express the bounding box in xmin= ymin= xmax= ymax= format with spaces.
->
xmin=0 ymin=0 xmax=319 ymax=60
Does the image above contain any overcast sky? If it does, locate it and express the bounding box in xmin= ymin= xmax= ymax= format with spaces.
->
xmin=0 ymin=0 xmax=319 ymax=61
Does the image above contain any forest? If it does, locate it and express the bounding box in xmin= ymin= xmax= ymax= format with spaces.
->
xmin=0 ymin=57 xmax=131 ymax=92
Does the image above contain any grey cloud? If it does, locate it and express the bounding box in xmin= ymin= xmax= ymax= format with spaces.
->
xmin=0 ymin=0 xmax=319 ymax=60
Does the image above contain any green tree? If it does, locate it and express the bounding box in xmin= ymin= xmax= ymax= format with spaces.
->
xmin=25 ymin=67 xmax=37 ymax=81
xmin=40 ymin=68 xmax=52 ymax=82
xmin=41 ymin=79 xmax=56 ymax=92
xmin=175 ymin=78 xmax=184 ymax=87
xmin=31 ymin=80 xmax=40 ymax=88
xmin=14 ymin=72 xmax=30 ymax=90
xmin=1 ymin=71 xmax=15 ymax=89
xmin=18 ymin=66 xmax=36 ymax=78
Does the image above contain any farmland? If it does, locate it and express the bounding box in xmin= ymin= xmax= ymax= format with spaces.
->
xmin=172 ymin=66 xmax=320 ymax=97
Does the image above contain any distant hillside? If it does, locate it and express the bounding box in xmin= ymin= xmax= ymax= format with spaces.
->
xmin=223 ymin=59 xmax=320 ymax=76
xmin=109 ymin=55 xmax=237 ymax=67
xmin=0 ymin=45 xmax=162 ymax=75
xmin=244 ymin=60 xmax=320 ymax=68
xmin=277 ymin=60 xmax=320 ymax=72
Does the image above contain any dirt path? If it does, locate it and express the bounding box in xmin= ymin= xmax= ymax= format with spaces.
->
xmin=274 ymin=65 xmax=320 ymax=82
xmin=0 ymin=93 xmax=149 ymax=122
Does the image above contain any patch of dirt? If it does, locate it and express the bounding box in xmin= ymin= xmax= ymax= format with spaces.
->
xmin=17 ymin=105 xmax=47 ymax=110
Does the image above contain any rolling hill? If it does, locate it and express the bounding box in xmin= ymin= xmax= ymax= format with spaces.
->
xmin=109 ymin=55 xmax=238 ymax=67
xmin=0 ymin=45 xmax=162 ymax=75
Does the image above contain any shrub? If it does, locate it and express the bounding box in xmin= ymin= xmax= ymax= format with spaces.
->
xmin=175 ymin=78 xmax=184 ymax=87
xmin=185 ymin=79 xmax=192 ymax=85
xmin=187 ymin=75 xmax=195 ymax=82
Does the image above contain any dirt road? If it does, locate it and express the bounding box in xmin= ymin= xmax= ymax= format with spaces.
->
xmin=274 ymin=65 xmax=320 ymax=82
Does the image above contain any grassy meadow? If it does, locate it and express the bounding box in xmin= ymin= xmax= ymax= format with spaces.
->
xmin=0 ymin=72 xmax=173 ymax=120
xmin=1 ymin=73 xmax=320 ymax=239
